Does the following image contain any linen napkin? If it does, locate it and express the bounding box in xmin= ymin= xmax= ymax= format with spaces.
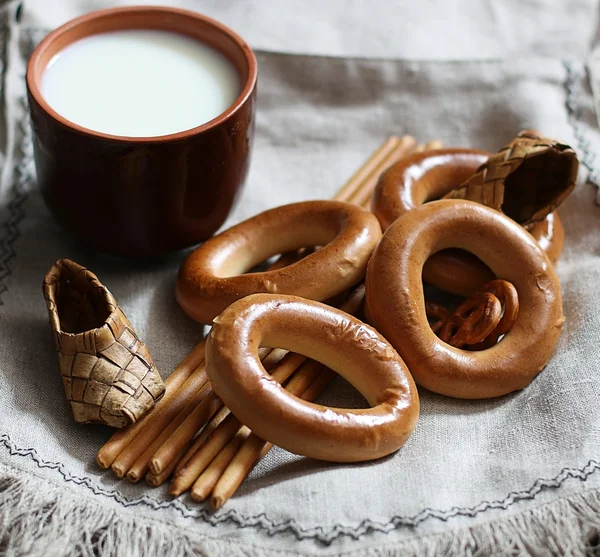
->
xmin=1 ymin=1 xmax=600 ymax=555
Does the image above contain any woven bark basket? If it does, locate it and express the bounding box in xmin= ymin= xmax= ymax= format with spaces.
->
xmin=444 ymin=130 xmax=578 ymax=228
xmin=42 ymin=259 xmax=165 ymax=428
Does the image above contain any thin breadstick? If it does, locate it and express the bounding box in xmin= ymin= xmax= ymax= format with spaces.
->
xmin=335 ymin=136 xmax=401 ymax=202
xmin=145 ymin=447 xmax=186 ymax=487
xmin=211 ymin=435 xmax=266 ymax=509
xmin=173 ymin=405 xmax=231 ymax=476
xmin=168 ymin=351 xmax=307 ymax=495
xmin=270 ymin=137 xmax=408 ymax=270
xmin=211 ymin=365 xmax=335 ymax=509
xmin=193 ymin=358 xmax=324 ymax=502
xmin=355 ymin=139 xmax=443 ymax=212
xmin=349 ymin=135 xmax=416 ymax=208
xmin=97 ymin=338 xmax=207 ymax=469
xmin=149 ymin=348 xmax=288 ymax=476
xmin=125 ymin=379 xmax=216 ymax=482
xmin=144 ymin=391 xmax=221 ymax=478
xmin=110 ymin=365 xmax=209 ymax=478
xmin=281 ymin=359 xmax=326 ymax=393
xmin=426 ymin=139 xmax=444 ymax=150
xmin=170 ymin=349 xmax=286 ymax=480
xmin=294 ymin=367 xmax=337 ymax=404
xmin=190 ymin=427 xmax=252 ymax=502
xmin=169 ymin=413 xmax=243 ymax=496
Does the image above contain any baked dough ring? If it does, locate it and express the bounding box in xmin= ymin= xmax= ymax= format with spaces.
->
xmin=365 ymin=200 xmax=564 ymax=399
xmin=176 ymin=201 xmax=382 ymax=323
xmin=372 ymin=148 xmax=565 ymax=296
xmin=205 ymin=294 xmax=420 ymax=462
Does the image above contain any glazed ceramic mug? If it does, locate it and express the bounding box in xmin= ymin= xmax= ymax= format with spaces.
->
xmin=26 ymin=6 xmax=257 ymax=257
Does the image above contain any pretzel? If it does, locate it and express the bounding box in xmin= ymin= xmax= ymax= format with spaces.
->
xmin=371 ymin=149 xmax=565 ymax=296
xmin=426 ymin=280 xmax=519 ymax=349
xmin=438 ymin=292 xmax=502 ymax=348
xmin=425 ymin=301 xmax=451 ymax=334
xmin=469 ymin=280 xmax=519 ymax=349
xmin=176 ymin=201 xmax=382 ymax=323
xmin=205 ymin=294 xmax=420 ymax=462
xmin=365 ymin=200 xmax=564 ymax=399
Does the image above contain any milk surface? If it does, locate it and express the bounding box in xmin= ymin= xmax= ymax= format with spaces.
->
xmin=41 ymin=30 xmax=241 ymax=137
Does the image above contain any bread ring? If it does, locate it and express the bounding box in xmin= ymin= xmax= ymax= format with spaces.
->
xmin=365 ymin=199 xmax=564 ymax=399
xmin=176 ymin=201 xmax=382 ymax=323
xmin=372 ymin=149 xmax=565 ymax=296
xmin=205 ymin=294 xmax=419 ymax=462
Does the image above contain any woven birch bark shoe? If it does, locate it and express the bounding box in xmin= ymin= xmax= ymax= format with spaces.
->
xmin=43 ymin=259 xmax=165 ymax=428
xmin=444 ymin=130 xmax=578 ymax=229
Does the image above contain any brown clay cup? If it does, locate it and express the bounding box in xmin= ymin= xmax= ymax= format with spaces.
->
xmin=26 ymin=6 xmax=257 ymax=258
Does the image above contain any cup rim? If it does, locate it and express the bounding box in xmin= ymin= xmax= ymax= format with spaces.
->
xmin=26 ymin=5 xmax=258 ymax=143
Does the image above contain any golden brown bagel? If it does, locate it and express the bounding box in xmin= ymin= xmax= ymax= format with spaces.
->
xmin=176 ymin=201 xmax=382 ymax=323
xmin=372 ymin=149 xmax=565 ymax=296
xmin=365 ymin=200 xmax=564 ymax=399
xmin=205 ymin=294 xmax=419 ymax=462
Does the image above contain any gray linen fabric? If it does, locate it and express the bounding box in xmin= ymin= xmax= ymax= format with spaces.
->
xmin=1 ymin=1 xmax=600 ymax=555
xmin=17 ymin=0 xmax=600 ymax=60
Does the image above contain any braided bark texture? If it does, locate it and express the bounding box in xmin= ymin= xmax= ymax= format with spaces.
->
xmin=43 ymin=259 xmax=165 ymax=428
xmin=444 ymin=130 xmax=578 ymax=229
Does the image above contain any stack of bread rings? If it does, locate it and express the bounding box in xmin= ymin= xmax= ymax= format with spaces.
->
xmin=176 ymin=130 xmax=578 ymax=464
